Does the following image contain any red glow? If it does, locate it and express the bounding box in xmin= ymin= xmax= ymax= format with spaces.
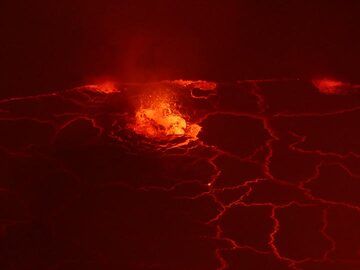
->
xmin=312 ymin=78 xmax=348 ymax=94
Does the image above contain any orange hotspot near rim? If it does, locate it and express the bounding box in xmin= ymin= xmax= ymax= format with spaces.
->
xmin=130 ymin=90 xmax=201 ymax=140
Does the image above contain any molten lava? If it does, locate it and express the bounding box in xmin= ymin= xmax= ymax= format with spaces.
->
xmin=130 ymin=93 xmax=200 ymax=140
xmin=134 ymin=105 xmax=186 ymax=137
xmin=1 ymin=79 xmax=360 ymax=270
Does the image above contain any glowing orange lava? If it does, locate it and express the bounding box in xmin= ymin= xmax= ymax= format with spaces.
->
xmin=130 ymin=93 xmax=200 ymax=140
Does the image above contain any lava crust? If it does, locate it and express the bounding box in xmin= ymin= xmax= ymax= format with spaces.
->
xmin=0 ymin=79 xmax=359 ymax=270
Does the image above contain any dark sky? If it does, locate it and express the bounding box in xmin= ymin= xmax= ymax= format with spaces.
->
xmin=1 ymin=0 xmax=359 ymax=97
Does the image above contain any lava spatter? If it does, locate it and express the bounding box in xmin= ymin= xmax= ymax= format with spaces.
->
xmin=129 ymin=91 xmax=201 ymax=140
xmin=0 ymin=79 xmax=359 ymax=270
